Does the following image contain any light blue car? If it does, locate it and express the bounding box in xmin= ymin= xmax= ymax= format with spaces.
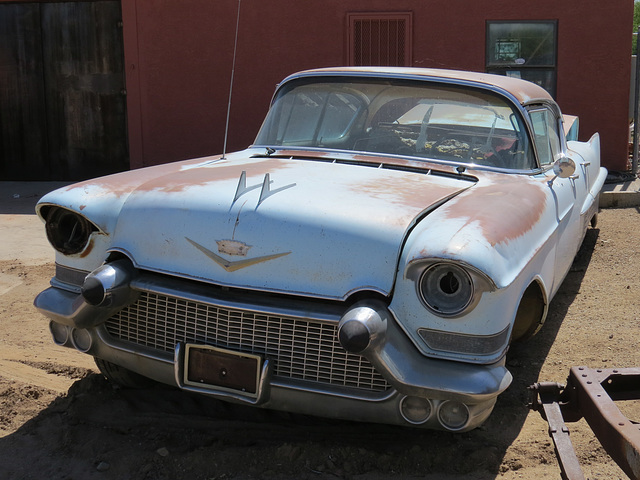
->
xmin=35 ymin=67 xmax=606 ymax=431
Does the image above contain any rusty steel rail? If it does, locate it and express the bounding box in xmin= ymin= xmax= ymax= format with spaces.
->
xmin=529 ymin=366 xmax=640 ymax=480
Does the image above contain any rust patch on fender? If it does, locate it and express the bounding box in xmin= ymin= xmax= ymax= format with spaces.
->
xmin=62 ymin=157 xmax=213 ymax=198
xmin=61 ymin=156 xmax=299 ymax=197
xmin=353 ymin=174 xmax=468 ymax=213
xmin=441 ymin=176 xmax=548 ymax=246
xmin=78 ymin=238 xmax=95 ymax=258
xmin=145 ymin=158 xmax=299 ymax=193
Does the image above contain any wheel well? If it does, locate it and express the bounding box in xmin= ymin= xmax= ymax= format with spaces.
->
xmin=511 ymin=280 xmax=547 ymax=342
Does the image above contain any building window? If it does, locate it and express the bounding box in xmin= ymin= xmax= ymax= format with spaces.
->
xmin=486 ymin=21 xmax=557 ymax=97
xmin=348 ymin=12 xmax=412 ymax=67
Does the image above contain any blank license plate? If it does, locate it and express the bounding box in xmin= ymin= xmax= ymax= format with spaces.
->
xmin=184 ymin=344 xmax=261 ymax=396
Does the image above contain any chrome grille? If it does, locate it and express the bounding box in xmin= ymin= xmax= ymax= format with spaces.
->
xmin=105 ymin=291 xmax=391 ymax=392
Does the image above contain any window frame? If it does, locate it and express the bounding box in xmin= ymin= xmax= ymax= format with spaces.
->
xmin=526 ymin=105 xmax=565 ymax=167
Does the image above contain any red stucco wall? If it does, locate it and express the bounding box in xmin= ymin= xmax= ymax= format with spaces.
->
xmin=122 ymin=0 xmax=633 ymax=172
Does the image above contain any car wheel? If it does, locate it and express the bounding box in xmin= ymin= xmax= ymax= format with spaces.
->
xmin=511 ymin=282 xmax=546 ymax=342
xmin=94 ymin=357 xmax=154 ymax=388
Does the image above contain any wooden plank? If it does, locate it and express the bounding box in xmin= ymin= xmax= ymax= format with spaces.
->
xmin=0 ymin=4 xmax=50 ymax=180
xmin=41 ymin=1 xmax=129 ymax=180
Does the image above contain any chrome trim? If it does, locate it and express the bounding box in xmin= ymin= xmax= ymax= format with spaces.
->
xmin=96 ymin=326 xmax=174 ymax=364
xmin=269 ymin=377 xmax=395 ymax=402
xmin=249 ymin=144 xmax=542 ymax=177
xmin=418 ymin=325 xmax=511 ymax=356
xmin=101 ymin=273 xmax=392 ymax=395
xmin=130 ymin=272 xmax=345 ymax=322
xmin=80 ymin=332 xmax=499 ymax=430
xmin=437 ymin=400 xmax=471 ymax=432
xmin=399 ymin=396 xmax=434 ymax=425
xmin=417 ymin=263 xmax=474 ymax=317
xmin=54 ymin=264 xmax=89 ymax=287
xmin=81 ymin=259 xmax=138 ymax=307
xmin=34 ymin=287 xmax=127 ymax=329
xmin=39 ymin=270 xmax=512 ymax=409
xmin=96 ymin=324 xmax=393 ymax=401
xmin=50 ymin=277 xmax=82 ymax=294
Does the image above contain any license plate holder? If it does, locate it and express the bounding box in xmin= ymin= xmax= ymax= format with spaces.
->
xmin=183 ymin=344 xmax=262 ymax=397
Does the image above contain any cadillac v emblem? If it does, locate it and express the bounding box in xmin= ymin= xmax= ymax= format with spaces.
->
xmin=185 ymin=237 xmax=290 ymax=272
xmin=216 ymin=239 xmax=251 ymax=256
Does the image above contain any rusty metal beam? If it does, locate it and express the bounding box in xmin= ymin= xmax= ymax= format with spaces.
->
xmin=529 ymin=382 xmax=586 ymax=480
xmin=566 ymin=367 xmax=640 ymax=480
xmin=530 ymin=367 xmax=640 ymax=480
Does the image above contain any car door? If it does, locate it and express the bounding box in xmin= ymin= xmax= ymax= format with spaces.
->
xmin=528 ymin=106 xmax=586 ymax=293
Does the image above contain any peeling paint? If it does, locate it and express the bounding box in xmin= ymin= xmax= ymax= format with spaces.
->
xmin=78 ymin=237 xmax=94 ymax=258
xmin=438 ymin=176 xmax=548 ymax=246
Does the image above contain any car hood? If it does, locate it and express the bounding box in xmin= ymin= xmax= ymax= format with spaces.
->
xmin=43 ymin=150 xmax=475 ymax=299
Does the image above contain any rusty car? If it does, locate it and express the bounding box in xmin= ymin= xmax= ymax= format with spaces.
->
xmin=34 ymin=67 xmax=606 ymax=431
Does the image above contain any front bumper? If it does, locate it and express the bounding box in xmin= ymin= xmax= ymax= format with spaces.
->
xmin=35 ymin=264 xmax=512 ymax=431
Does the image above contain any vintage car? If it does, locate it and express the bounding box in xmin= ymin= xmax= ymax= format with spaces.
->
xmin=35 ymin=67 xmax=606 ymax=431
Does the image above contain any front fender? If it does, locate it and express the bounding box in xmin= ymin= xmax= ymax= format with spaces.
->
xmin=389 ymin=173 xmax=562 ymax=364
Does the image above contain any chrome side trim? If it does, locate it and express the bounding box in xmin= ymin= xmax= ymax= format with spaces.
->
xmin=129 ymin=272 xmax=345 ymax=322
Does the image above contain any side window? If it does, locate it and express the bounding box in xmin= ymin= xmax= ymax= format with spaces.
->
xmin=529 ymin=108 xmax=561 ymax=166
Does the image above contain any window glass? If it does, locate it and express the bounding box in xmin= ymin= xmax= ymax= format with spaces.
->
xmin=486 ymin=21 xmax=557 ymax=97
xmin=264 ymin=88 xmax=364 ymax=145
xmin=255 ymin=78 xmax=537 ymax=170
xmin=529 ymin=108 xmax=561 ymax=166
xmin=487 ymin=22 xmax=556 ymax=67
xmin=547 ymin=111 xmax=562 ymax=161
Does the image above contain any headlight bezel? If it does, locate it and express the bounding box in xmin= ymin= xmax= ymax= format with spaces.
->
xmin=44 ymin=206 xmax=97 ymax=255
xmin=409 ymin=260 xmax=493 ymax=318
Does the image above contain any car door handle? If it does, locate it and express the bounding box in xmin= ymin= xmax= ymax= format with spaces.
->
xmin=582 ymin=161 xmax=591 ymax=167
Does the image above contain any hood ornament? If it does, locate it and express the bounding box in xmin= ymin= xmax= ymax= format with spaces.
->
xmin=233 ymin=171 xmax=296 ymax=206
xmin=186 ymin=237 xmax=290 ymax=272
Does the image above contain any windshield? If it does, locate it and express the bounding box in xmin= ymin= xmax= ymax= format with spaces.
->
xmin=255 ymin=77 xmax=536 ymax=170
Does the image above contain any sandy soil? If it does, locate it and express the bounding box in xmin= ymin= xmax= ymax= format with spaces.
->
xmin=0 ymin=207 xmax=639 ymax=480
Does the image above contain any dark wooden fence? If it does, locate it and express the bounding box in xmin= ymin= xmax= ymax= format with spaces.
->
xmin=0 ymin=1 xmax=128 ymax=181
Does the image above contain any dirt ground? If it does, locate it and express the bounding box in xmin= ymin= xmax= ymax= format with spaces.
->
xmin=1 ymin=206 xmax=639 ymax=480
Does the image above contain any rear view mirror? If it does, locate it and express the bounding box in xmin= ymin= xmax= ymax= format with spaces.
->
xmin=552 ymin=156 xmax=576 ymax=179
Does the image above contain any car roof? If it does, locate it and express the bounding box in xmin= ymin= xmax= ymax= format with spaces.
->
xmin=285 ymin=66 xmax=554 ymax=106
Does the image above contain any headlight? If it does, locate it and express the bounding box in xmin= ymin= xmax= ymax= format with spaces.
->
xmin=45 ymin=207 xmax=94 ymax=255
xmin=418 ymin=263 xmax=473 ymax=316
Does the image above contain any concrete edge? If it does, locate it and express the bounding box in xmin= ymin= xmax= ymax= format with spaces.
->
xmin=599 ymin=178 xmax=640 ymax=209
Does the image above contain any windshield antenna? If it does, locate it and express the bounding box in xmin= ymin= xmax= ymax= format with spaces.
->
xmin=221 ymin=0 xmax=242 ymax=160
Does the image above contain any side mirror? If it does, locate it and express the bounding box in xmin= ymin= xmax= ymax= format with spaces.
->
xmin=552 ymin=156 xmax=576 ymax=179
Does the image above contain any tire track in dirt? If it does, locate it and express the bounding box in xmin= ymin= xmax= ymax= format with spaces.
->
xmin=0 ymin=359 xmax=70 ymax=394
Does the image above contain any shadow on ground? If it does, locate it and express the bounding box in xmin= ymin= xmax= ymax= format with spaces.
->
xmin=0 ymin=230 xmax=600 ymax=480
